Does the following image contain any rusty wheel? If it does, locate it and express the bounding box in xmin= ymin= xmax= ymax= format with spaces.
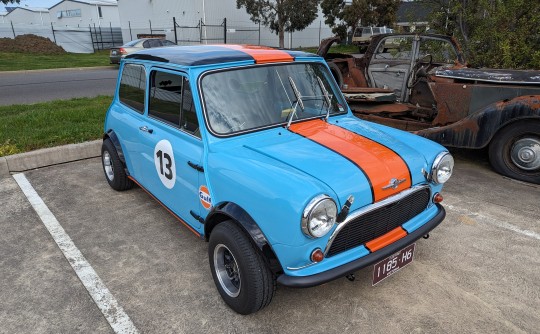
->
xmin=489 ymin=121 xmax=540 ymax=184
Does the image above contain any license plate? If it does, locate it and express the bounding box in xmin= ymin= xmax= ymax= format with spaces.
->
xmin=372 ymin=243 xmax=415 ymax=286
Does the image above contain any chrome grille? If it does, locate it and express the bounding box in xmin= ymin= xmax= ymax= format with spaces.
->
xmin=326 ymin=187 xmax=431 ymax=257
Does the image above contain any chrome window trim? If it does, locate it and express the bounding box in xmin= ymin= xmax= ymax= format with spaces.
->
xmin=323 ymin=184 xmax=431 ymax=256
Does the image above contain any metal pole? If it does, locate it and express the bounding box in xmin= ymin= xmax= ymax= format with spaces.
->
xmin=89 ymin=24 xmax=95 ymax=52
xmin=173 ymin=17 xmax=178 ymax=44
xmin=222 ymin=18 xmax=225 ymax=44
xmin=199 ymin=19 xmax=202 ymax=44
xmin=109 ymin=21 xmax=113 ymax=46
xmin=99 ymin=24 xmax=104 ymax=50
xmin=258 ymin=21 xmax=261 ymax=45
xmin=11 ymin=21 xmax=15 ymax=38
xmin=319 ymin=20 xmax=321 ymax=44
xmin=129 ymin=20 xmax=132 ymax=40
xmin=51 ymin=22 xmax=57 ymax=44
xmin=149 ymin=19 xmax=152 ymax=35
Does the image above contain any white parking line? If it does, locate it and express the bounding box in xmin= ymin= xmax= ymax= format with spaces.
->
xmin=445 ymin=203 xmax=540 ymax=241
xmin=13 ymin=173 xmax=139 ymax=334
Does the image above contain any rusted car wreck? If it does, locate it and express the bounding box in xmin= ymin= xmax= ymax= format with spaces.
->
xmin=319 ymin=34 xmax=540 ymax=184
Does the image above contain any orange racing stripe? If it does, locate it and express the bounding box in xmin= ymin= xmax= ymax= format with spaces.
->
xmin=289 ymin=119 xmax=411 ymax=202
xmin=219 ymin=44 xmax=294 ymax=64
xmin=365 ymin=227 xmax=408 ymax=252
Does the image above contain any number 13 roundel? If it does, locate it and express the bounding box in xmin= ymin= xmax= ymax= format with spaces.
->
xmin=154 ymin=139 xmax=176 ymax=189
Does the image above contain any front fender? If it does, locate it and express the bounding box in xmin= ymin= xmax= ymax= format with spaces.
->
xmin=417 ymin=95 xmax=540 ymax=149
xmin=205 ymin=202 xmax=283 ymax=274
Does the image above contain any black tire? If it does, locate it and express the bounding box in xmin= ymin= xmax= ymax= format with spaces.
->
xmin=328 ymin=62 xmax=344 ymax=88
xmin=101 ymin=139 xmax=134 ymax=191
xmin=208 ymin=220 xmax=276 ymax=315
xmin=488 ymin=121 xmax=540 ymax=184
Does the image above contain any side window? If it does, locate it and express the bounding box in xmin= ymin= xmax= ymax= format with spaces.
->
xmin=148 ymin=70 xmax=200 ymax=137
xmin=181 ymin=79 xmax=200 ymax=137
xmin=374 ymin=36 xmax=414 ymax=60
xmin=119 ymin=64 xmax=146 ymax=114
xmin=419 ymin=38 xmax=458 ymax=64
xmin=142 ymin=40 xmax=150 ymax=48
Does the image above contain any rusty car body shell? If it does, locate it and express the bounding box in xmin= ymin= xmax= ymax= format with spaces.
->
xmin=319 ymin=34 xmax=540 ymax=149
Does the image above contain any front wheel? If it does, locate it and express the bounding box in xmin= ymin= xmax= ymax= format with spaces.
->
xmin=488 ymin=121 xmax=540 ymax=184
xmin=208 ymin=220 xmax=275 ymax=315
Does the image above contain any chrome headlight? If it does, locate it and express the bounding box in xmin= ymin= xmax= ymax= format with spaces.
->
xmin=431 ymin=152 xmax=454 ymax=184
xmin=301 ymin=195 xmax=337 ymax=238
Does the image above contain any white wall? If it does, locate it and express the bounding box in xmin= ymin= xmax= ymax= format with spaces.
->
xmin=116 ymin=0 xmax=333 ymax=47
xmin=5 ymin=8 xmax=51 ymax=26
xmin=50 ymin=1 xmax=120 ymax=28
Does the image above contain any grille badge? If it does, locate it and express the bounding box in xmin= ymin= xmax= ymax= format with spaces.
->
xmin=382 ymin=178 xmax=406 ymax=190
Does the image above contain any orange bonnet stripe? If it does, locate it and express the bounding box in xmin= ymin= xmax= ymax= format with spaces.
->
xmin=220 ymin=45 xmax=294 ymax=64
xmin=289 ymin=119 xmax=411 ymax=202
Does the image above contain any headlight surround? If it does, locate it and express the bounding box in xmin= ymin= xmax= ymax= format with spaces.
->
xmin=431 ymin=152 xmax=454 ymax=184
xmin=301 ymin=195 xmax=337 ymax=238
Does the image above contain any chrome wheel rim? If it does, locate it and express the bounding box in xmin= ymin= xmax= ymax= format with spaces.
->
xmin=213 ymin=244 xmax=241 ymax=297
xmin=103 ymin=151 xmax=115 ymax=181
xmin=511 ymin=137 xmax=540 ymax=171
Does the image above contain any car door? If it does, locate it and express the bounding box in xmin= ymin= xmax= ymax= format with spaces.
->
xmin=367 ymin=35 xmax=418 ymax=101
xmin=112 ymin=63 xmax=148 ymax=177
xmin=137 ymin=67 xmax=204 ymax=231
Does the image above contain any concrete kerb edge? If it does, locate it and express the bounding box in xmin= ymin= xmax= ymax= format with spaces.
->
xmin=2 ymin=140 xmax=102 ymax=177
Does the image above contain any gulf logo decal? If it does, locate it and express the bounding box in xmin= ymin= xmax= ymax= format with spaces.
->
xmin=219 ymin=44 xmax=294 ymax=64
xmin=199 ymin=185 xmax=212 ymax=210
xmin=289 ymin=119 xmax=412 ymax=202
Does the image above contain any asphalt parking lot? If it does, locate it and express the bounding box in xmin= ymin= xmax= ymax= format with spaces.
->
xmin=1 ymin=150 xmax=539 ymax=333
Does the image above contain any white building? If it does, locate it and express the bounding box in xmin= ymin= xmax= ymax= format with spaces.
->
xmin=0 ymin=11 xmax=7 ymax=24
xmin=116 ymin=0 xmax=333 ymax=48
xmin=49 ymin=0 xmax=120 ymax=28
xmin=5 ymin=7 xmax=51 ymax=25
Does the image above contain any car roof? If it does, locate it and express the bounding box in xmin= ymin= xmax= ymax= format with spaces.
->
xmin=124 ymin=44 xmax=319 ymax=67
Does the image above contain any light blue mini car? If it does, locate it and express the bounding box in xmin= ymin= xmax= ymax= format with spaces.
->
xmin=102 ymin=44 xmax=454 ymax=314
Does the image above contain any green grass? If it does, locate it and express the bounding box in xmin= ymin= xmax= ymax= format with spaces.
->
xmin=0 ymin=96 xmax=112 ymax=156
xmin=299 ymin=44 xmax=359 ymax=54
xmin=0 ymin=50 xmax=113 ymax=71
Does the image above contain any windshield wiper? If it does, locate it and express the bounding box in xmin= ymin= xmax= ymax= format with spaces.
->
xmin=286 ymin=77 xmax=304 ymax=129
xmin=317 ymin=77 xmax=332 ymax=122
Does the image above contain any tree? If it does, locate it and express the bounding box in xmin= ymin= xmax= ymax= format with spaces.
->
xmin=423 ymin=0 xmax=540 ymax=69
xmin=321 ymin=0 xmax=399 ymax=40
xmin=236 ymin=0 xmax=319 ymax=48
xmin=1 ymin=0 xmax=19 ymax=4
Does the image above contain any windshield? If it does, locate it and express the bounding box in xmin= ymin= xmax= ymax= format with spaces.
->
xmin=201 ymin=63 xmax=347 ymax=136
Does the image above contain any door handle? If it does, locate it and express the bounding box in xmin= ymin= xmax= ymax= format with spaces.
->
xmin=139 ymin=126 xmax=153 ymax=134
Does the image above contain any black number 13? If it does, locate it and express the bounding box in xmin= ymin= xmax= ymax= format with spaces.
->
xmin=156 ymin=150 xmax=173 ymax=180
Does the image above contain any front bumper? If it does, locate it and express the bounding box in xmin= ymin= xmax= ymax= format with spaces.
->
xmin=277 ymin=203 xmax=446 ymax=288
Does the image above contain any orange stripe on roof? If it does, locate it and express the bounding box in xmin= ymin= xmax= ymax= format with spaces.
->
xmin=289 ymin=119 xmax=411 ymax=202
xmin=365 ymin=227 xmax=407 ymax=252
xmin=220 ymin=44 xmax=294 ymax=64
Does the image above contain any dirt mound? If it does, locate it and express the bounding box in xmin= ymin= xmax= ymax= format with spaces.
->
xmin=0 ymin=34 xmax=66 ymax=54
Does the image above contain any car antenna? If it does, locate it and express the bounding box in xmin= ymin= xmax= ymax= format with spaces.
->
xmin=286 ymin=77 xmax=304 ymax=129
xmin=317 ymin=77 xmax=332 ymax=122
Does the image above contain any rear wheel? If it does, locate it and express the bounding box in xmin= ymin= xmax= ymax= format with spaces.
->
xmin=102 ymin=139 xmax=133 ymax=191
xmin=208 ymin=220 xmax=275 ymax=315
xmin=489 ymin=121 xmax=540 ymax=184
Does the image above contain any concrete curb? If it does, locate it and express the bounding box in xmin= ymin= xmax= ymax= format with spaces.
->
xmin=1 ymin=140 xmax=101 ymax=178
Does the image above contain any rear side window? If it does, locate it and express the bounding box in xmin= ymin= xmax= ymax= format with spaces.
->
xmin=119 ymin=64 xmax=146 ymax=114
xmin=149 ymin=70 xmax=200 ymax=137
